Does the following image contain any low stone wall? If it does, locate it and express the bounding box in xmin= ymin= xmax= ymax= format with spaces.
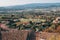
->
xmin=35 ymin=32 xmax=60 ymax=40
xmin=1 ymin=30 xmax=31 ymax=40
xmin=0 ymin=30 xmax=60 ymax=40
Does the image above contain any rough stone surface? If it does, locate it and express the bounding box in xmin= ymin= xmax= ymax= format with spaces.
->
xmin=0 ymin=30 xmax=60 ymax=40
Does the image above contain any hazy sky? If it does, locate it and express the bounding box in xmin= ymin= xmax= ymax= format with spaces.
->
xmin=0 ymin=0 xmax=60 ymax=7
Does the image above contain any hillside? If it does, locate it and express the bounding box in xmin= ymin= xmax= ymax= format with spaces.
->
xmin=0 ymin=3 xmax=60 ymax=11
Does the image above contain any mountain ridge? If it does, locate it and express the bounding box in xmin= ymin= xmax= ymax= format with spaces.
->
xmin=0 ymin=3 xmax=60 ymax=11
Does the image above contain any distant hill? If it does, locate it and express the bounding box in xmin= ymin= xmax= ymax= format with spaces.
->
xmin=0 ymin=3 xmax=60 ymax=11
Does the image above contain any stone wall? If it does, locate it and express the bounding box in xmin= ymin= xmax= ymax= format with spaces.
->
xmin=35 ymin=32 xmax=60 ymax=40
xmin=0 ymin=30 xmax=60 ymax=40
xmin=1 ymin=30 xmax=31 ymax=40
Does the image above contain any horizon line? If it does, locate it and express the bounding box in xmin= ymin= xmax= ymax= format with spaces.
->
xmin=0 ymin=2 xmax=60 ymax=7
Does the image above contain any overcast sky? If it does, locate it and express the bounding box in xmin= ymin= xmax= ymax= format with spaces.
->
xmin=0 ymin=0 xmax=60 ymax=7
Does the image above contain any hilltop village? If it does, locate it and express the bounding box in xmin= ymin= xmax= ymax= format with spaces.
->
xmin=0 ymin=9 xmax=60 ymax=33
